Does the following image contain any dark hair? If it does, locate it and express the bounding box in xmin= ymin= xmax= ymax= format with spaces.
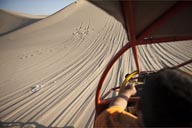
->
xmin=140 ymin=69 xmax=192 ymax=127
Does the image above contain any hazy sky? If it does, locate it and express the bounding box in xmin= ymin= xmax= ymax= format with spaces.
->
xmin=0 ymin=0 xmax=76 ymax=15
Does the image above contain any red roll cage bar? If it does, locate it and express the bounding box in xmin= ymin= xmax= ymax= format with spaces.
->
xmin=95 ymin=1 xmax=192 ymax=118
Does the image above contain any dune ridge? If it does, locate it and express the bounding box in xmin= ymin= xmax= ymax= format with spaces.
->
xmin=0 ymin=9 xmax=46 ymax=36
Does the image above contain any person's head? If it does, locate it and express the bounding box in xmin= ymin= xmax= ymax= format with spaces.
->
xmin=140 ymin=69 xmax=192 ymax=127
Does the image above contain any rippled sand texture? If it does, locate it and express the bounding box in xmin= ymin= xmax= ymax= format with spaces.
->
xmin=0 ymin=1 xmax=191 ymax=127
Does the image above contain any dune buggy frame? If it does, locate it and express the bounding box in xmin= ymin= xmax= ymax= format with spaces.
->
xmin=95 ymin=1 xmax=192 ymax=118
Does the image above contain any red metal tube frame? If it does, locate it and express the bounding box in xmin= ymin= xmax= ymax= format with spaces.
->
xmin=138 ymin=35 xmax=192 ymax=45
xmin=137 ymin=1 xmax=190 ymax=41
xmin=95 ymin=1 xmax=192 ymax=116
xmin=121 ymin=1 xmax=140 ymax=72
xmin=170 ymin=59 xmax=192 ymax=69
xmin=95 ymin=43 xmax=131 ymax=106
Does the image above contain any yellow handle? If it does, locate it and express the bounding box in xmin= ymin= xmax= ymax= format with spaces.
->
xmin=120 ymin=70 xmax=138 ymax=93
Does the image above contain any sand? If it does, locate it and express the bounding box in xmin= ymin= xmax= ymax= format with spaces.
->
xmin=0 ymin=9 xmax=46 ymax=36
xmin=0 ymin=1 xmax=191 ymax=127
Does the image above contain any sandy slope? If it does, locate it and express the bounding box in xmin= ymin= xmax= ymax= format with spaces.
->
xmin=0 ymin=1 xmax=191 ymax=128
xmin=0 ymin=9 xmax=46 ymax=36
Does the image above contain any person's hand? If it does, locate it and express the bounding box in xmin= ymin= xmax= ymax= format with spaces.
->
xmin=110 ymin=83 xmax=137 ymax=109
xmin=120 ymin=83 xmax=137 ymax=97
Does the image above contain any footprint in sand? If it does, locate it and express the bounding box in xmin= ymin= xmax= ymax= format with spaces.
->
xmin=35 ymin=50 xmax=43 ymax=54
xmin=19 ymin=55 xmax=28 ymax=60
xmin=37 ymin=52 xmax=42 ymax=55
xmin=19 ymin=56 xmax=24 ymax=59
xmin=18 ymin=49 xmax=44 ymax=60
xmin=49 ymin=49 xmax=53 ymax=52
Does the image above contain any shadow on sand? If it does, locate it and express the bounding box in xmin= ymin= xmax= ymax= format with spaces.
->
xmin=0 ymin=121 xmax=75 ymax=128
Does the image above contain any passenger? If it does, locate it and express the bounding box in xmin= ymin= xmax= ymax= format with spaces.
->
xmin=95 ymin=69 xmax=192 ymax=127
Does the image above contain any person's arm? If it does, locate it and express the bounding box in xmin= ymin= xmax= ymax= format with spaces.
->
xmin=109 ymin=83 xmax=137 ymax=109
xmin=94 ymin=83 xmax=139 ymax=128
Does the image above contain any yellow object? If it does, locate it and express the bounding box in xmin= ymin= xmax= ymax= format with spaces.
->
xmin=120 ymin=71 xmax=138 ymax=93
xmin=94 ymin=106 xmax=139 ymax=128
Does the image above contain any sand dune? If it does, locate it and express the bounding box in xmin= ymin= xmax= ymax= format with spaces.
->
xmin=0 ymin=9 xmax=46 ymax=36
xmin=0 ymin=1 xmax=191 ymax=128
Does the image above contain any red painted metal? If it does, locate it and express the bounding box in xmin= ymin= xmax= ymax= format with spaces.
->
xmin=170 ymin=59 xmax=192 ymax=69
xmin=94 ymin=43 xmax=132 ymax=121
xmin=137 ymin=1 xmax=190 ymax=41
xmin=121 ymin=1 xmax=140 ymax=72
xmin=137 ymin=35 xmax=192 ymax=45
xmin=95 ymin=43 xmax=131 ymax=115
xmin=95 ymin=1 xmax=192 ymax=119
xmin=121 ymin=1 xmax=136 ymax=42
xmin=101 ymin=86 xmax=120 ymax=99
xmin=132 ymin=47 xmax=140 ymax=71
